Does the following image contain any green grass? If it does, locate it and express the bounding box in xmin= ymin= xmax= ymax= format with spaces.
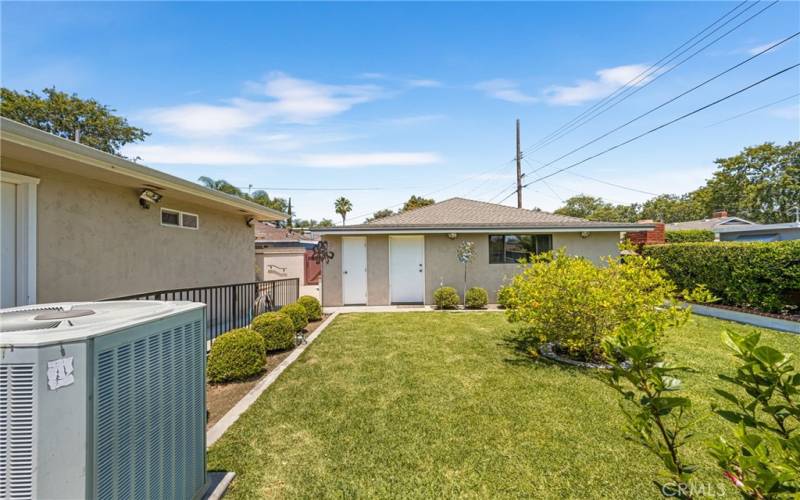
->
xmin=208 ymin=312 xmax=800 ymax=499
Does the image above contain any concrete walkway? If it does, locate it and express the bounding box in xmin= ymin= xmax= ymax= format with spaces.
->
xmin=323 ymin=304 xmax=503 ymax=313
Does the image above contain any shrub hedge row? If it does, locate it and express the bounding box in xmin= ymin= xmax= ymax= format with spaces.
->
xmin=664 ymin=229 xmax=715 ymax=243
xmin=642 ymin=240 xmax=800 ymax=313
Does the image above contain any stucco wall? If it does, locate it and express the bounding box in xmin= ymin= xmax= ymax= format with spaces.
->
xmin=320 ymin=236 xmax=342 ymax=306
xmin=321 ymin=231 xmax=621 ymax=306
xmin=256 ymin=247 xmax=305 ymax=282
xmin=2 ymin=159 xmax=255 ymax=302
xmin=719 ymin=228 xmax=800 ymax=242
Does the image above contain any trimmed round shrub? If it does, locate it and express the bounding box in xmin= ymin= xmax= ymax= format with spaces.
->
xmin=497 ymin=285 xmax=513 ymax=309
xmin=433 ymin=286 xmax=460 ymax=309
xmin=207 ymin=328 xmax=266 ymax=384
xmin=297 ymin=295 xmax=322 ymax=321
xmin=251 ymin=312 xmax=295 ymax=351
xmin=465 ymin=287 xmax=488 ymax=309
xmin=280 ymin=302 xmax=309 ymax=332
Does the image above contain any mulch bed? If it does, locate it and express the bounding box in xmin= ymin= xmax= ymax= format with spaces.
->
xmin=688 ymin=302 xmax=800 ymax=323
xmin=206 ymin=314 xmax=329 ymax=428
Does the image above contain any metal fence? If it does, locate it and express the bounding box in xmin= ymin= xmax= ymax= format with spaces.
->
xmin=105 ymin=278 xmax=300 ymax=342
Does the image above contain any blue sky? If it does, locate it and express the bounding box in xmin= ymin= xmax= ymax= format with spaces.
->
xmin=3 ymin=1 xmax=799 ymax=223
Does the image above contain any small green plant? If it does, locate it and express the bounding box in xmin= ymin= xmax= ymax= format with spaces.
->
xmin=207 ymin=328 xmax=266 ymax=384
xmin=252 ymin=312 xmax=295 ymax=351
xmin=603 ymin=331 xmax=699 ymax=498
xmin=297 ymin=295 xmax=323 ymax=321
xmin=497 ymin=285 xmax=513 ymax=309
xmin=681 ymin=284 xmax=720 ymax=304
xmin=280 ymin=303 xmax=309 ymax=332
xmin=709 ymin=330 xmax=800 ymax=498
xmin=433 ymin=286 xmax=460 ymax=309
xmin=465 ymin=287 xmax=488 ymax=309
xmin=506 ymin=249 xmax=687 ymax=362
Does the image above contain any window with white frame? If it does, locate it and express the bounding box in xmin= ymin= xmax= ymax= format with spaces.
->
xmin=160 ymin=208 xmax=199 ymax=229
xmin=489 ymin=234 xmax=552 ymax=264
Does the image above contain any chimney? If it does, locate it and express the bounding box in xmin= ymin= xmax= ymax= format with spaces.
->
xmin=712 ymin=209 xmax=728 ymax=218
xmin=626 ymin=221 xmax=665 ymax=246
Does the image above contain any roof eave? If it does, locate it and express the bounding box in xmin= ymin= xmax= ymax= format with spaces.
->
xmin=313 ymin=224 xmax=652 ymax=235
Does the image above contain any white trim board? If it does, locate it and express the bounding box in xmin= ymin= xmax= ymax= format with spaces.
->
xmin=0 ymin=170 xmax=38 ymax=306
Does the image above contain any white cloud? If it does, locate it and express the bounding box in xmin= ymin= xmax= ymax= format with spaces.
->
xmin=475 ymin=79 xmax=538 ymax=104
xmin=407 ymin=79 xmax=442 ymax=88
xmin=299 ymin=152 xmax=441 ymax=168
xmin=544 ymin=64 xmax=650 ymax=106
xmin=124 ymin=144 xmax=266 ymax=165
xmin=745 ymin=40 xmax=782 ymax=55
xmin=386 ymin=114 xmax=446 ymax=126
xmin=142 ymin=72 xmax=383 ymax=137
xmin=770 ymin=105 xmax=799 ymax=120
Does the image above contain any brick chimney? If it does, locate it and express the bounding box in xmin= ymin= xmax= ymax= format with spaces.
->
xmin=712 ymin=209 xmax=728 ymax=218
xmin=626 ymin=221 xmax=665 ymax=246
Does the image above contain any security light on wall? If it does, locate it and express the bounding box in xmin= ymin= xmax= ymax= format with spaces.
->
xmin=245 ymin=217 xmax=255 ymax=227
xmin=447 ymin=233 xmax=458 ymax=240
xmin=580 ymin=231 xmax=590 ymax=239
xmin=139 ymin=189 xmax=163 ymax=209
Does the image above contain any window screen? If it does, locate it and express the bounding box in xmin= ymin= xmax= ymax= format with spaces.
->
xmin=161 ymin=209 xmax=180 ymax=226
xmin=181 ymin=213 xmax=198 ymax=229
xmin=488 ymin=235 xmax=552 ymax=263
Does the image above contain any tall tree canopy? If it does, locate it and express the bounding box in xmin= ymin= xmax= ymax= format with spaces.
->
xmin=402 ymin=195 xmax=435 ymax=212
xmin=366 ymin=209 xmax=396 ymax=223
xmin=1 ymin=87 xmax=149 ymax=156
xmin=552 ymin=142 xmax=799 ymax=224
xmin=197 ymin=177 xmax=288 ymax=214
xmin=335 ymin=197 xmax=353 ymax=225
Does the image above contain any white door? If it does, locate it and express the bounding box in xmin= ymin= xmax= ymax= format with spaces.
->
xmin=342 ymin=237 xmax=367 ymax=305
xmin=1 ymin=182 xmax=16 ymax=308
xmin=390 ymin=235 xmax=425 ymax=304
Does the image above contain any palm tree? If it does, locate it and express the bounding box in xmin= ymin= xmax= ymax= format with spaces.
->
xmin=335 ymin=197 xmax=352 ymax=225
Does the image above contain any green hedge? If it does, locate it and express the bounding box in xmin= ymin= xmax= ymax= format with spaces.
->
xmin=207 ymin=328 xmax=266 ymax=384
xmin=280 ymin=303 xmax=309 ymax=332
xmin=433 ymin=287 xmax=460 ymax=309
xmin=642 ymin=241 xmax=800 ymax=313
xmin=297 ymin=295 xmax=322 ymax=321
xmin=251 ymin=312 xmax=295 ymax=351
xmin=665 ymin=229 xmax=715 ymax=243
xmin=465 ymin=287 xmax=488 ymax=309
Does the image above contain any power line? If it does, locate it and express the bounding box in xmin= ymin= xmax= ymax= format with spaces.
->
xmin=497 ymin=63 xmax=799 ymax=204
xmin=705 ymin=92 xmax=800 ymax=127
xmin=566 ymin=172 xmax=660 ymax=196
xmin=522 ymin=31 xmax=800 ymax=178
xmin=522 ymin=0 xmax=777 ymax=157
xmin=240 ymin=185 xmax=424 ymax=191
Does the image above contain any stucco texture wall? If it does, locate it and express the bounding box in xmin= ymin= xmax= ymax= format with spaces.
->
xmin=256 ymin=247 xmax=305 ymax=282
xmin=2 ymin=159 xmax=255 ymax=302
xmin=321 ymin=231 xmax=621 ymax=306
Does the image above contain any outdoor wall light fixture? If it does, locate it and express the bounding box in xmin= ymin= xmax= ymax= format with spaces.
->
xmin=245 ymin=217 xmax=255 ymax=227
xmin=447 ymin=233 xmax=458 ymax=240
xmin=580 ymin=231 xmax=590 ymax=239
xmin=138 ymin=189 xmax=162 ymax=209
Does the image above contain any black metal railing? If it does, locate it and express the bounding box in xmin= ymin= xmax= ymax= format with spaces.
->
xmin=105 ymin=278 xmax=300 ymax=342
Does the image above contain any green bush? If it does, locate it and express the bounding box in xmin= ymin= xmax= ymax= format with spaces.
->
xmin=433 ymin=286 xmax=460 ymax=309
xmin=297 ymin=295 xmax=322 ymax=321
xmin=664 ymin=229 xmax=715 ymax=243
xmin=251 ymin=312 xmax=295 ymax=351
xmin=642 ymin=240 xmax=800 ymax=313
xmin=465 ymin=287 xmax=488 ymax=309
xmin=505 ymin=250 xmax=687 ymax=362
xmin=280 ymin=302 xmax=309 ymax=332
xmin=497 ymin=285 xmax=513 ymax=309
xmin=207 ymin=328 xmax=266 ymax=384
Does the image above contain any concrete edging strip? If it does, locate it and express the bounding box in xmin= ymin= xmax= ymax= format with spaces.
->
xmin=690 ymin=303 xmax=799 ymax=334
xmin=206 ymin=311 xmax=340 ymax=447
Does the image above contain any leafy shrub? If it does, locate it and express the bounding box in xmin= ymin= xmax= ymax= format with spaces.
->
xmin=665 ymin=229 xmax=715 ymax=243
xmin=465 ymin=287 xmax=488 ymax=309
xmin=505 ymin=249 xmax=687 ymax=361
xmin=251 ymin=312 xmax=295 ymax=351
xmin=433 ymin=286 xmax=460 ymax=309
xmin=297 ymin=295 xmax=322 ymax=321
xmin=207 ymin=328 xmax=266 ymax=384
xmin=497 ymin=285 xmax=513 ymax=309
xmin=642 ymin=240 xmax=800 ymax=313
xmin=279 ymin=303 xmax=309 ymax=332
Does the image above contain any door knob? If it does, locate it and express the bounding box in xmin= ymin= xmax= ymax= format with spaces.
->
xmin=344 ymin=270 xmax=348 ymax=274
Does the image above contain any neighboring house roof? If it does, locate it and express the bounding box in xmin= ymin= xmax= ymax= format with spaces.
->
xmin=314 ymin=197 xmax=652 ymax=234
xmin=666 ymin=216 xmax=753 ymax=231
xmin=714 ymin=222 xmax=800 ymax=234
xmin=0 ymin=117 xmax=286 ymax=221
xmin=255 ymin=222 xmax=318 ymax=243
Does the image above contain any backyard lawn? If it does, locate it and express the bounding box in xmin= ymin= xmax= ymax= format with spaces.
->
xmin=208 ymin=312 xmax=800 ymax=499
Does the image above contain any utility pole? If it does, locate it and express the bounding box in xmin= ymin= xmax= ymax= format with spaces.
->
xmin=516 ymin=119 xmax=522 ymax=208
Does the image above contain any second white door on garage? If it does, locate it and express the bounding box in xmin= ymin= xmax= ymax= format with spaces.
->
xmin=389 ymin=235 xmax=425 ymax=304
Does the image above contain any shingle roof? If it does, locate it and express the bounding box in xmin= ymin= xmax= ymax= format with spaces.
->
xmin=316 ymin=198 xmax=650 ymax=232
xmin=666 ymin=216 xmax=753 ymax=231
xmin=255 ymin=222 xmax=318 ymax=242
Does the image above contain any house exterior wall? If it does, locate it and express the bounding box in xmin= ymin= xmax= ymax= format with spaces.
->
xmin=256 ymin=247 xmax=306 ymax=283
xmin=719 ymin=228 xmax=800 ymax=242
xmin=321 ymin=231 xmax=621 ymax=306
xmin=2 ymin=158 xmax=255 ymax=303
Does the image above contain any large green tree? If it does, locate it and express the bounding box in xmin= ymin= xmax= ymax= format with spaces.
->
xmin=335 ymin=197 xmax=352 ymax=225
xmin=366 ymin=209 xmax=396 ymax=222
xmin=1 ymin=87 xmax=149 ymax=155
xmin=197 ymin=177 xmax=288 ymax=214
xmin=401 ymin=195 xmax=435 ymax=212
